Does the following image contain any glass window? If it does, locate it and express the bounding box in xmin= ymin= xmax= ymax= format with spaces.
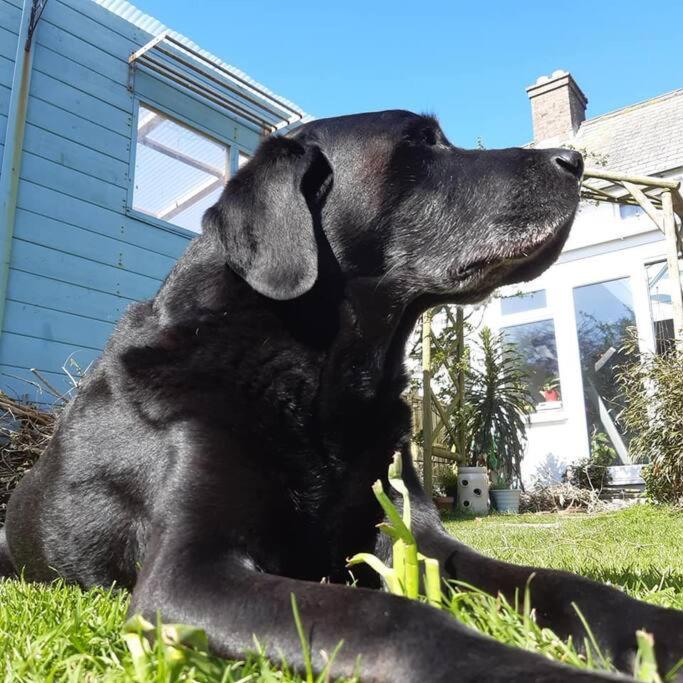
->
xmin=238 ymin=151 xmax=251 ymax=168
xmin=500 ymin=290 xmax=547 ymax=316
xmin=647 ymin=260 xmax=683 ymax=355
xmin=619 ymin=204 xmax=643 ymax=220
xmin=502 ymin=319 xmax=561 ymax=408
xmin=132 ymin=104 xmax=230 ymax=233
xmin=573 ymin=278 xmax=635 ymax=460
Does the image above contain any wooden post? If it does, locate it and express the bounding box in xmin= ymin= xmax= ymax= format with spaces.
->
xmin=421 ymin=310 xmax=433 ymax=497
xmin=662 ymin=190 xmax=683 ymax=348
xmin=455 ymin=307 xmax=467 ymax=463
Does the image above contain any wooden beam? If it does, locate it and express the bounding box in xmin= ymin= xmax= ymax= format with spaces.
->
xmin=455 ymin=307 xmax=467 ymax=464
xmin=583 ymin=167 xmax=680 ymax=190
xmin=430 ymin=392 xmax=460 ymax=450
xmin=129 ymin=30 xmax=169 ymax=64
xmin=137 ymin=109 xmax=164 ymax=139
xmin=662 ymin=191 xmax=683 ymax=347
xmin=140 ymin=136 xmax=226 ymax=179
xmin=622 ymin=181 xmax=664 ymax=232
xmin=421 ymin=311 xmax=433 ymax=497
xmin=671 ymin=189 xmax=683 ymax=224
xmin=432 ymin=445 xmax=459 ymax=461
xmin=157 ymin=176 xmax=223 ymax=221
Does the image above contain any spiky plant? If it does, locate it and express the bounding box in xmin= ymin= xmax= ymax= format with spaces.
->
xmin=467 ymin=327 xmax=534 ymax=487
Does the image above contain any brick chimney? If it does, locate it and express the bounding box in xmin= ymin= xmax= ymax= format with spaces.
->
xmin=526 ymin=70 xmax=587 ymax=143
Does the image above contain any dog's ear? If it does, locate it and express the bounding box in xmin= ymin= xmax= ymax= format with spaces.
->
xmin=202 ymin=136 xmax=332 ymax=301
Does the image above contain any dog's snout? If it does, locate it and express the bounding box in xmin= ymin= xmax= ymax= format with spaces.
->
xmin=551 ymin=149 xmax=584 ymax=180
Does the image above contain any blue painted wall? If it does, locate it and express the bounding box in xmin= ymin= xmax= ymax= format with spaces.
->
xmin=0 ymin=0 xmax=269 ymax=402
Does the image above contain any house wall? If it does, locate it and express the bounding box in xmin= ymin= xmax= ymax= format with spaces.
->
xmin=0 ymin=0 xmax=262 ymax=402
xmin=479 ymin=196 xmax=678 ymax=486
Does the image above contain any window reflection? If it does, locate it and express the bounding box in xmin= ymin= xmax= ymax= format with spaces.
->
xmin=573 ymin=278 xmax=635 ymax=461
xmin=502 ymin=320 xmax=561 ymax=408
xmin=647 ymin=260 xmax=683 ymax=355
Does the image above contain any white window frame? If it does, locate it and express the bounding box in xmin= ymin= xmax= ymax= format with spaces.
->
xmin=126 ymin=99 xmax=251 ymax=238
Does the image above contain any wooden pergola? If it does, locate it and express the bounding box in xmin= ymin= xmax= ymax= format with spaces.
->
xmin=419 ymin=167 xmax=683 ymax=496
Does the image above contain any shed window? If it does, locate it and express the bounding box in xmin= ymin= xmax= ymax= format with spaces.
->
xmin=132 ymin=105 xmax=230 ymax=233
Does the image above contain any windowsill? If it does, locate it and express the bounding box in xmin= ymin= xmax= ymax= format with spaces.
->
xmin=529 ymin=402 xmax=566 ymax=425
xmin=125 ymin=207 xmax=201 ymax=240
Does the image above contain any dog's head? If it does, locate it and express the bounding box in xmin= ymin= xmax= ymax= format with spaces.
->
xmin=203 ymin=110 xmax=581 ymax=306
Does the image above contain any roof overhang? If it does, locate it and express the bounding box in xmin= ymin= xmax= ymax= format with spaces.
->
xmin=128 ymin=32 xmax=309 ymax=135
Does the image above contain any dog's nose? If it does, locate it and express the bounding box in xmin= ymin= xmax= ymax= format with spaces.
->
xmin=552 ymin=149 xmax=584 ymax=180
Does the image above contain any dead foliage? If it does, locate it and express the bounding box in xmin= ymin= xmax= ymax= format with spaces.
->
xmin=0 ymin=393 xmax=56 ymax=525
xmin=519 ymin=482 xmax=605 ymax=514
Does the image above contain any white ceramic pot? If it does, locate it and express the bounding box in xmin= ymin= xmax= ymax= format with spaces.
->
xmin=490 ymin=488 xmax=521 ymax=514
xmin=456 ymin=466 xmax=489 ymax=515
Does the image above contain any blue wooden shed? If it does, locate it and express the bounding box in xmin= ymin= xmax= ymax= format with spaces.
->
xmin=0 ymin=0 xmax=308 ymax=402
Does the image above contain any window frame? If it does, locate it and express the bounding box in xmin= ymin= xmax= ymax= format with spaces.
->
xmin=496 ymin=286 xmax=565 ymax=419
xmin=500 ymin=289 xmax=548 ymax=316
xmin=644 ymin=257 xmax=683 ymax=354
xmin=126 ymin=98 xmax=252 ymax=238
xmin=501 ymin=316 xmax=564 ymax=414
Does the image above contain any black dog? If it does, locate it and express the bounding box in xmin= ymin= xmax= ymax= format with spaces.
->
xmin=3 ymin=111 xmax=682 ymax=681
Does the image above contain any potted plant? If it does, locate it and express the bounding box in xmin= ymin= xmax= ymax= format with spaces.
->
xmin=433 ymin=464 xmax=459 ymax=512
xmin=539 ymin=377 xmax=561 ymax=404
xmin=468 ymin=328 xmax=534 ymax=515
xmin=489 ymin=471 xmax=522 ymax=514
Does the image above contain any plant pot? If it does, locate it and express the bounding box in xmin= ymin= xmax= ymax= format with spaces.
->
xmin=490 ymin=488 xmax=521 ymax=514
xmin=433 ymin=496 xmax=454 ymax=513
xmin=456 ymin=466 xmax=489 ymax=515
xmin=444 ymin=485 xmax=458 ymax=499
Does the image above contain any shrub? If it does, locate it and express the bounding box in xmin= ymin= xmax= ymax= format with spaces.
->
xmin=434 ymin=464 xmax=459 ymax=497
xmin=566 ymin=430 xmax=616 ymax=491
xmin=468 ymin=327 xmax=534 ymax=487
xmin=617 ymin=336 xmax=683 ymax=504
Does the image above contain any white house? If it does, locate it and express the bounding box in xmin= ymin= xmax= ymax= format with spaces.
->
xmin=479 ymin=71 xmax=683 ymax=485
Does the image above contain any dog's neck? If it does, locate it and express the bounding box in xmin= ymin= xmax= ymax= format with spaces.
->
xmin=153 ymin=244 xmax=416 ymax=473
xmin=218 ymin=266 xmax=415 ymax=456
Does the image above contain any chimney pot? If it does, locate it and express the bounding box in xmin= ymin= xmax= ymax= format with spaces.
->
xmin=526 ymin=71 xmax=587 ymax=143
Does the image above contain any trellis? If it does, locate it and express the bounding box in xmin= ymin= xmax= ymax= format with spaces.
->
xmin=418 ymin=167 xmax=683 ymax=496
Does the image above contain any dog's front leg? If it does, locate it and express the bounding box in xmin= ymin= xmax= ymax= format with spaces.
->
xmin=130 ymin=532 xmax=615 ymax=682
xmin=396 ymin=454 xmax=683 ymax=678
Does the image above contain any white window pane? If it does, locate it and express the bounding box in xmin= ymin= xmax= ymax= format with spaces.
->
xmin=132 ymin=105 xmax=229 ymax=233
xmin=238 ymin=151 xmax=250 ymax=168
xmin=619 ymin=204 xmax=643 ymax=220
xmin=500 ymin=290 xmax=547 ymax=315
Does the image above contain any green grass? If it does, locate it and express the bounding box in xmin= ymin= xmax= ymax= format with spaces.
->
xmin=1 ymin=504 xmax=681 ymax=681
xmin=443 ymin=504 xmax=683 ymax=610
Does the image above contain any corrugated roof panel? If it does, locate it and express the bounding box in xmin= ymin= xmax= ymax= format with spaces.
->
xmin=95 ymin=0 xmax=309 ymax=121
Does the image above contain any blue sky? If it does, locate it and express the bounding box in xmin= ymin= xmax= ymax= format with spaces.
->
xmin=131 ymin=0 xmax=683 ymax=149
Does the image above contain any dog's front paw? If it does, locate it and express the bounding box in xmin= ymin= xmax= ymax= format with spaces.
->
xmin=607 ymin=600 xmax=683 ymax=680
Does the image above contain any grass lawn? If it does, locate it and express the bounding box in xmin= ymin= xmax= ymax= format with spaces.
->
xmin=1 ymin=504 xmax=681 ymax=681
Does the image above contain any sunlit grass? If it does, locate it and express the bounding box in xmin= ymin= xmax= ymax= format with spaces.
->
xmin=0 ymin=505 xmax=681 ymax=681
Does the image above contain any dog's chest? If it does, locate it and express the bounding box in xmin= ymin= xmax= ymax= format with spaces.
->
xmin=278 ymin=450 xmax=392 ymax=584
